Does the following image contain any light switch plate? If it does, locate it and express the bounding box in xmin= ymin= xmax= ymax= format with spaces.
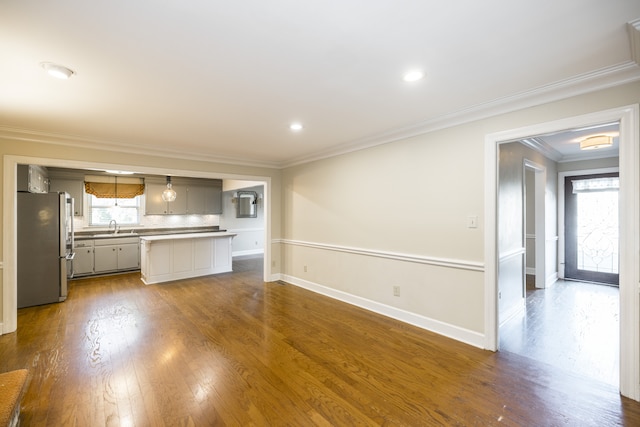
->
xmin=467 ymin=215 xmax=478 ymax=228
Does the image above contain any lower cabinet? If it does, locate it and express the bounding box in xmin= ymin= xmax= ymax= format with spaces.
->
xmin=90 ymin=237 xmax=140 ymax=274
xmin=94 ymin=246 xmax=118 ymax=272
xmin=118 ymin=243 xmax=140 ymax=270
xmin=73 ymin=240 xmax=95 ymax=276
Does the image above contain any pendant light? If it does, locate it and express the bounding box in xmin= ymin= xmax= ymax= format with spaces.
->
xmin=111 ymin=176 xmax=121 ymax=216
xmin=162 ymin=176 xmax=177 ymax=202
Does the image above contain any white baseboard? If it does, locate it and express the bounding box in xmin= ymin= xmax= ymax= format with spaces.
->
xmin=499 ymin=301 xmax=525 ymax=327
xmin=526 ymin=267 xmax=535 ymax=275
xmin=233 ymin=249 xmax=264 ymax=257
xmin=546 ymin=272 xmax=559 ymax=287
xmin=280 ymin=274 xmax=485 ymax=349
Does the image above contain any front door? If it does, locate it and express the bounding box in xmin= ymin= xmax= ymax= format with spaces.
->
xmin=564 ymin=173 xmax=619 ymax=286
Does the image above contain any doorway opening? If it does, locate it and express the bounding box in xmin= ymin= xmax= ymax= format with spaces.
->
xmin=485 ymin=104 xmax=639 ymax=400
xmin=500 ymin=146 xmax=621 ymax=387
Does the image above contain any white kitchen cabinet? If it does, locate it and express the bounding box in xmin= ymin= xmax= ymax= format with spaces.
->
xmin=94 ymin=237 xmax=139 ymax=273
xmin=118 ymin=243 xmax=140 ymax=270
xmin=94 ymin=246 xmax=118 ymax=272
xmin=49 ymin=178 xmax=84 ymax=216
xmin=73 ymin=240 xmax=94 ymax=276
xmin=140 ymin=232 xmax=235 ymax=285
xmin=17 ymin=164 xmax=49 ymax=193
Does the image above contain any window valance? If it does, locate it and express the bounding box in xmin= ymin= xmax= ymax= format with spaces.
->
xmin=84 ymin=176 xmax=145 ymax=199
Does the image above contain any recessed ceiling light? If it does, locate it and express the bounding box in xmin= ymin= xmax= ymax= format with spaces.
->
xmin=41 ymin=62 xmax=75 ymax=79
xmin=403 ymin=70 xmax=424 ymax=82
xmin=290 ymin=123 xmax=303 ymax=131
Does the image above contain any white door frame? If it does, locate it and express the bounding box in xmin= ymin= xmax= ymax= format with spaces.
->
xmin=484 ymin=104 xmax=640 ymax=401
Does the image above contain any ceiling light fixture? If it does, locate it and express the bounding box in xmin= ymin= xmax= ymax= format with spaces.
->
xmin=41 ymin=62 xmax=75 ymax=80
xmin=403 ymin=70 xmax=424 ymax=82
xmin=579 ymin=135 xmax=613 ymax=150
xmin=162 ymin=176 xmax=177 ymax=202
xmin=290 ymin=123 xmax=303 ymax=131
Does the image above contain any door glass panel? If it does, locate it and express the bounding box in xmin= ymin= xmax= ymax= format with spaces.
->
xmin=564 ymin=173 xmax=619 ymax=286
xmin=576 ymin=190 xmax=618 ymax=274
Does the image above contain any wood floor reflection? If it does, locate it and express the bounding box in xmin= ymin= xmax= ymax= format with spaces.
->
xmin=2 ymin=258 xmax=639 ymax=426
xmin=500 ymin=277 xmax=619 ymax=386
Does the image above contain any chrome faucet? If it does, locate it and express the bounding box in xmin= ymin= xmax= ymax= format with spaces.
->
xmin=108 ymin=219 xmax=118 ymax=234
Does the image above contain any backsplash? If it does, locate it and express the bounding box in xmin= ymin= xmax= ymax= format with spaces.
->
xmin=74 ymin=214 xmax=220 ymax=232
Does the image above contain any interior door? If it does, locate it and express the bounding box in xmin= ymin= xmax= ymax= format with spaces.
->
xmin=564 ymin=173 xmax=619 ymax=286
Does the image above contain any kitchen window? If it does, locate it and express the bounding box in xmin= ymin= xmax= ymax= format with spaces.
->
xmin=88 ymin=194 xmax=141 ymax=226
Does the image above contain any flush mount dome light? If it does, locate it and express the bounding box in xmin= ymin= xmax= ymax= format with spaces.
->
xmin=579 ymin=135 xmax=613 ymax=150
xmin=403 ymin=70 xmax=424 ymax=82
xmin=41 ymin=62 xmax=75 ymax=79
xmin=290 ymin=123 xmax=303 ymax=131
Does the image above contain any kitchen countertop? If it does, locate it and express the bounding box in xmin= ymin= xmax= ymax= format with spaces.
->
xmin=75 ymin=227 xmax=226 ymax=241
xmin=139 ymin=232 xmax=237 ymax=241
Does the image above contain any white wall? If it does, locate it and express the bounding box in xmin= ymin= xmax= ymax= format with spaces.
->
xmin=498 ymin=141 xmax=558 ymax=322
xmin=280 ymin=81 xmax=639 ymax=349
xmin=219 ymin=185 xmax=265 ymax=256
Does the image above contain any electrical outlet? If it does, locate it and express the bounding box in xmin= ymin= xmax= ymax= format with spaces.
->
xmin=271 ymin=260 xmax=276 ymax=267
xmin=393 ymin=285 xmax=401 ymax=297
xmin=304 ymin=265 xmax=308 ymax=273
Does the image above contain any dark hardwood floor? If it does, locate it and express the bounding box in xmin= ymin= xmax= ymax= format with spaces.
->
xmin=2 ymin=257 xmax=639 ymax=426
xmin=500 ymin=277 xmax=619 ymax=386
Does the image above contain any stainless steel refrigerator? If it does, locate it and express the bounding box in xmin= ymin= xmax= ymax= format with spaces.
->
xmin=17 ymin=192 xmax=74 ymax=308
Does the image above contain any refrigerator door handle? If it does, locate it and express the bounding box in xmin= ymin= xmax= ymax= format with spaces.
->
xmin=59 ymin=193 xmax=66 ymax=257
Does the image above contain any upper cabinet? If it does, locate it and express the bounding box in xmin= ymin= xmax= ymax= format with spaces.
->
xmin=49 ymin=179 xmax=84 ymax=216
xmin=17 ymin=164 xmax=49 ymax=193
xmin=145 ymin=178 xmax=222 ymax=215
xmin=48 ymin=170 xmax=85 ymax=216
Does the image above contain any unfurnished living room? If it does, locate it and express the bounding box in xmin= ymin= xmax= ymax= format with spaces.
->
xmin=2 ymin=1 xmax=640 ymax=426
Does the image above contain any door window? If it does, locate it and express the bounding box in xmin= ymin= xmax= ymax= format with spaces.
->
xmin=565 ymin=173 xmax=619 ymax=285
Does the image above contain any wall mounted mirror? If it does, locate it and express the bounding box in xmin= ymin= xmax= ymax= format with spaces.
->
xmin=236 ymin=191 xmax=258 ymax=218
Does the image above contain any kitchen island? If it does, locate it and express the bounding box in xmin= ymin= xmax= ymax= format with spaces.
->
xmin=140 ymin=232 xmax=236 ymax=285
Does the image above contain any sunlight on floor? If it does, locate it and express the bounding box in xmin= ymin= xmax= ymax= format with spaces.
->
xmin=500 ymin=279 xmax=619 ymax=386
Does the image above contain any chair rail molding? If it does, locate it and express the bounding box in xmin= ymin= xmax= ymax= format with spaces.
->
xmin=278 ymin=239 xmax=484 ymax=272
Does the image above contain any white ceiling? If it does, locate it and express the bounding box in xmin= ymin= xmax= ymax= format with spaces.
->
xmin=524 ymin=122 xmax=621 ymax=163
xmin=1 ymin=1 xmax=639 ymax=168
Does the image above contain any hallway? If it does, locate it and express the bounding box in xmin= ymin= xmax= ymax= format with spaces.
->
xmin=500 ymin=278 xmax=619 ymax=386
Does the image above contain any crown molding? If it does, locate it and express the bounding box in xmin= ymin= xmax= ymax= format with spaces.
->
xmin=520 ymin=135 xmax=620 ymax=164
xmin=2 ymin=62 xmax=639 ymax=170
xmin=520 ymin=137 xmax=563 ymax=162
xmin=0 ymin=126 xmax=282 ymax=170
xmin=282 ymin=61 xmax=640 ymax=168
